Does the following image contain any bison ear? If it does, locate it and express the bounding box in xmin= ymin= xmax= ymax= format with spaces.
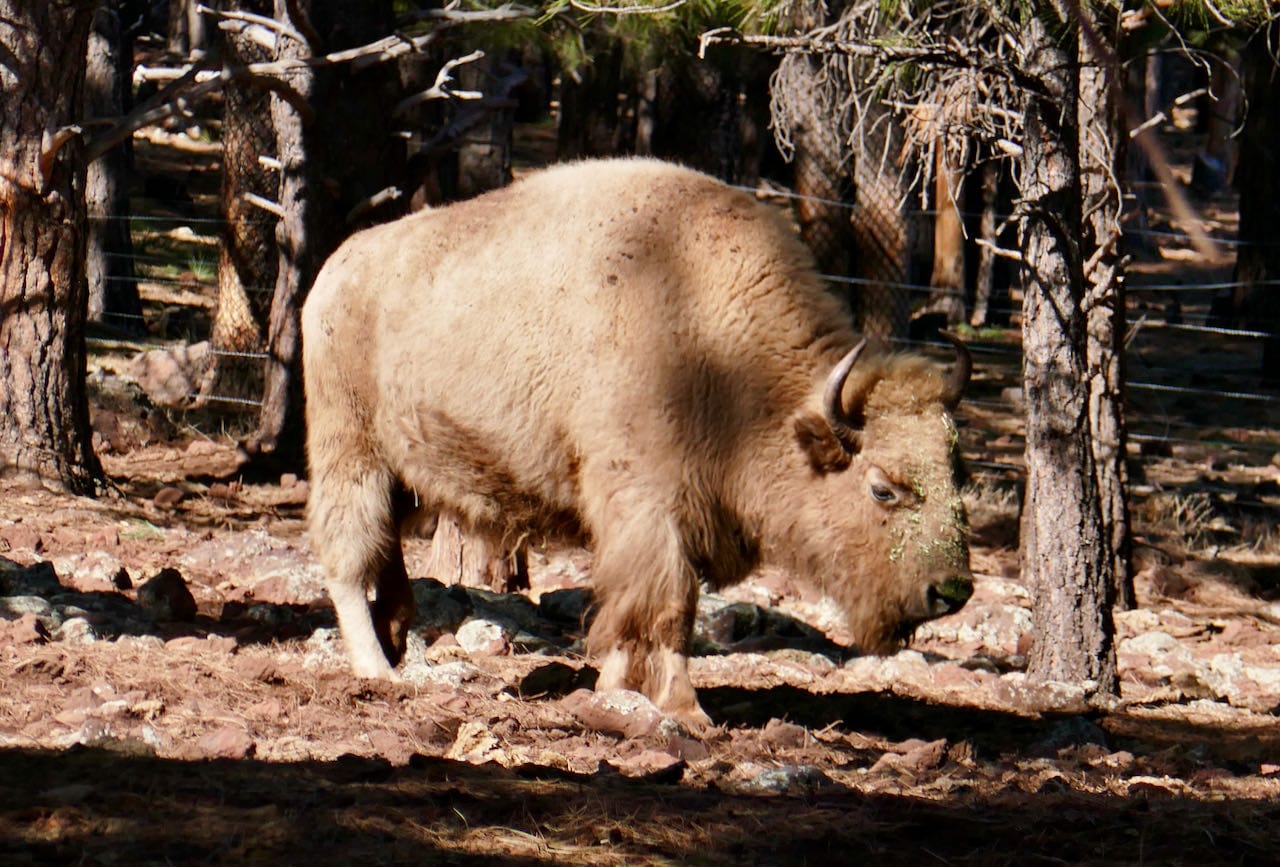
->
xmin=793 ymin=413 xmax=852 ymax=474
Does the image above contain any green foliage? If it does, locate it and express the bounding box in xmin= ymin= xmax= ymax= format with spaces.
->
xmin=532 ymin=0 xmax=792 ymax=75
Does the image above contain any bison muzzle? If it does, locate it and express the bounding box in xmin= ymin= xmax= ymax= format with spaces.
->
xmin=302 ymin=158 xmax=973 ymax=731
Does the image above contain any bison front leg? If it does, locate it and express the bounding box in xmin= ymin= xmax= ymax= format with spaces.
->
xmin=585 ymin=506 xmax=712 ymax=733
xmin=310 ymin=468 xmax=416 ymax=678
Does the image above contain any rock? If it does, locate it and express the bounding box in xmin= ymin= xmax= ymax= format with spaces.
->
xmin=736 ymin=764 xmax=832 ymax=795
xmin=127 ymin=341 xmax=210 ymax=407
xmin=56 ymin=617 xmax=98 ymax=646
xmin=153 ymin=486 xmax=185 ymax=509
xmin=518 ymin=661 xmax=594 ymax=699
xmin=0 ymin=524 xmax=42 ymax=553
xmin=197 ymin=725 xmax=255 ymax=759
xmin=761 ymin=718 xmax=807 ymax=749
xmin=405 ymin=660 xmax=484 ymax=690
xmin=1120 ymin=630 xmax=1181 ymax=656
xmin=538 ymin=587 xmax=592 ymax=626
xmin=467 ymin=586 xmax=545 ymax=636
xmin=0 ymin=613 xmax=50 ymax=646
xmin=455 ymin=618 xmax=508 ymax=655
xmin=561 ymin=688 xmax=666 ymax=739
xmin=136 ymin=568 xmax=198 ymax=622
xmin=410 ymin=579 xmax=471 ymax=639
xmin=1030 ymin=716 xmax=1109 ymax=756
xmin=0 ymin=559 xmax=63 ymax=597
xmin=871 ymin=738 xmax=948 ymax=775
xmin=607 ymin=749 xmax=685 ymax=783
xmin=665 ymin=734 xmax=709 ymax=763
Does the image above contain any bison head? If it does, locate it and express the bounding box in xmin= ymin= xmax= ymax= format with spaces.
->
xmin=790 ymin=337 xmax=973 ymax=655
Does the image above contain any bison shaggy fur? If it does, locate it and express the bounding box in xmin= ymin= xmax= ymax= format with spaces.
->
xmin=302 ymin=158 xmax=973 ymax=729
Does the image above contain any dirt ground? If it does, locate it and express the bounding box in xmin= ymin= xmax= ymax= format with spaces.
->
xmin=2 ymin=432 xmax=1280 ymax=866
xmin=4 ymin=122 xmax=1280 ymax=863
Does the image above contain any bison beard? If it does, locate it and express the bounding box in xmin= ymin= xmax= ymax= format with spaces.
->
xmin=302 ymin=158 xmax=973 ymax=732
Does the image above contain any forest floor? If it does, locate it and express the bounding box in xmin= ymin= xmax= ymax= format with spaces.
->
xmin=2 ymin=122 xmax=1280 ymax=864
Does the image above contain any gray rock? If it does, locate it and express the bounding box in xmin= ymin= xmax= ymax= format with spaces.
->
xmin=0 ymin=559 xmax=63 ymax=597
xmin=136 ymin=568 xmax=197 ymax=622
xmin=410 ymin=579 xmax=471 ymax=638
xmin=737 ymin=764 xmax=832 ymax=795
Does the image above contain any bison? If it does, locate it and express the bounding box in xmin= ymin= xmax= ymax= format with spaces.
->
xmin=302 ymin=158 xmax=973 ymax=729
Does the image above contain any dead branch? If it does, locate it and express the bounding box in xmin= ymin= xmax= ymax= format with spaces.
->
xmin=568 ymin=0 xmax=687 ymax=15
xmin=198 ymin=3 xmax=306 ymax=48
xmin=243 ymin=192 xmax=286 ymax=218
xmin=91 ymin=5 xmax=539 ymax=164
xmin=392 ymin=50 xmax=486 ymax=118
xmin=345 ymin=186 xmax=403 ymax=225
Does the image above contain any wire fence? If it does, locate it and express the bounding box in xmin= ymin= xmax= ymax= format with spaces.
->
xmin=85 ymin=178 xmax=1280 ymax=472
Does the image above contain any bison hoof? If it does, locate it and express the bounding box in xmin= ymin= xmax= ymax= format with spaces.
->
xmin=669 ymin=703 xmax=715 ymax=738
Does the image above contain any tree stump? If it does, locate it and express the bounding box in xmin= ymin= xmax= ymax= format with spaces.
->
xmin=426 ymin=514 xmax=528 ymax=594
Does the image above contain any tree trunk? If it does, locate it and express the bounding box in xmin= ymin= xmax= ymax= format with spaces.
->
xmin=926 ymin=147 xmax=967 ymax=324
xmin=969 ymin=160 xmax=1012 ymax=328
xmin=454 ymin=55 xmax=514 ymax=199
xmin=167 ymin=0 xmax=207 ymax=59
xmin=771 ymin=3 xmax=858 ymax=324
xmin=427 ymin=514 xmax=528 ymax=593
xmin=1234 ymin=21 xmax=1280 ymax=382
xmin=1080 ymin=8 xmax=1134 ymax=612
xmin=199 ymin=0 xmax=278 ymax=409
xmin=1018 ymin=8 xmax=1116 ymax=695
xmin=251 ymin=0 xmax=327 ymax=466
xmin=85 ymin=2 xmax=145 ymax=337
xmin=249 ymin=0 xmax=401 ymax=467
xmin=0 ymin=2 xmax=103 ymax=495
xmin=556 ymin=39 xmax=625 ymax=160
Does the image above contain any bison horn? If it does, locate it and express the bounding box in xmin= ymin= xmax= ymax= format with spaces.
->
xmin=940 ymin=332 xmax=972 ymax=410
xmin=823 ymin=338 xmax=868 ymax=452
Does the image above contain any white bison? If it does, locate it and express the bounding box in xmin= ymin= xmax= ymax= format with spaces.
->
xmin=302 ymin=158 xmax=973 ymax=729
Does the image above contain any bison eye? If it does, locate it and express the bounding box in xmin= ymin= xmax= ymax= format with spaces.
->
xmin=870 ymin=483 xmax=898 ymax=504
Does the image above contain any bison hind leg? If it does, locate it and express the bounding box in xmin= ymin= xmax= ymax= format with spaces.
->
xmin=370 ymin=548 xmax=415 ymax=666
xmin=310 ymin=466 xmax=415 ymax=679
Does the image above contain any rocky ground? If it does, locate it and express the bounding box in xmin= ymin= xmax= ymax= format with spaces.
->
xmin=2 ymin=427 xmax=1280 ymax=864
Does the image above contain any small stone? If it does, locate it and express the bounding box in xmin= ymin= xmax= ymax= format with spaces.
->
xmin=761 ymin=718 xmax=807 ymax=749
xmin=136 ymin=567 xmax=198 ymax=622
xmin=608 ymin=749 xmax=685 ymax=783
xmin=0 ymin=524 xmax=42 ymax=553
xmin=279 ymin=473 xmax=299 ymax=489
xmin=153 ymin=487 xmax=185 ymax=509
xmin=561 ymin=688 xmax=665 ymax=739
xmin=0 ymin=613 xmax=50 ymax=646
xmin=197 ymin=725 xmax=255 ymax=759
xmin=455 ymin=618 xmax=508 ymax=655
xmin=665 ymin=735 xmax=709 ymax=763
xmin=56 ymin=617 xmax=98 ymax=646
xmin=738 ymin=764 xmax=832 ymax=795
xmin=518 ymin=661 xmax=593 ymax=699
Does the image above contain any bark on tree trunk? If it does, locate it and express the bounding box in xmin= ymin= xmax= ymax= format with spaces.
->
xmin=86 ymin=2 xmax=144 ymax=336
xmin=251 ymin=0 xmax=326 ymax=465
xmin=249 ymin=0 xmax=402 ymax=467
xmin=1080 ymin=9 xmax=1134 ymax=612
xmin=926 ymin=146 xmax=967 ymax=325
xmin=167 ymin=0 xmax=207 ymax=59
xmin=556 ymin=40 xmax=625 ymax=160
xmin=969 ymin=160 xmax=1011 ymax=328
xmin=0 ymin=2 xmax=104 ymax=495
xmin=427 ymin=514 xmax=529 ymax=593
xmin=200 ymin=0 xmax=277 ymax=409
xmin=1234 ymin=21 xmax=1280 ymax=382
xmin=1018 ymin=9 xmax=1117 ymax=695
